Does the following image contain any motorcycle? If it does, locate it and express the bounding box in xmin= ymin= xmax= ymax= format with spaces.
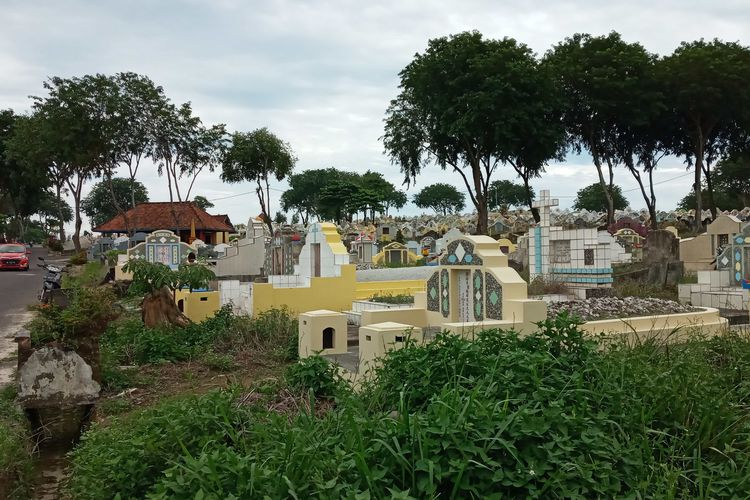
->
xmin=37 ymin=256 xmax=66 ymax=303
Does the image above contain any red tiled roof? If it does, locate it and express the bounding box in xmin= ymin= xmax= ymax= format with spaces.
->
xmin=93 ymin=202 xmax=234 ymax=233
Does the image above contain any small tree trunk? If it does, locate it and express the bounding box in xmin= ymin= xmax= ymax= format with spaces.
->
xmin=523 ymin=176 xmax=540 ymax=223
xmin=693 ymin=132 xmax=704 ymax=231
xmin=703 ymin=163 xmax=718 ymax=220
xmin=142 ymin=287 xmax=190 ymax=328
xmin=475 ymin=195 xmax=488 ymax=235
xmin=55 ymin=183 xmax=66 ymax=242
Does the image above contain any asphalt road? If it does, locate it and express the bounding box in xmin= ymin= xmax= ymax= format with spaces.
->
xmin=0 ymin=247 xmax=52 ymax=386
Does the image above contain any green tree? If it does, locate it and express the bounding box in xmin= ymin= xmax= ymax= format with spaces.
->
xmin=82 ymin=178 xmax=149 ymax=228
xmin=359 ymin=170 xmax=406 ymax=218
xmin=273 ymin=211 xmax=288 ymax=224
xmin=573 ymin=183 xmax=628 ymax=212
xmin=662 ymin=39 xmax=750 ymax=229
xmin=153 ymin=102 xmax=227 ymax=204
xmin=0 ymin=110 xmax=51 ymax=241
xmin=677 ymin=153 xmax=750 ymax=210
xmin=487 ymin=180 xmax=534 ymax=212
xmin=544 ymin=32 xmax=654 ymax=226
xmin=384 ymin=31 xmax=548 ymax=234
xmin=412 ymin=183 xmax=465 ymax=215
xmin=281 ymin=169 xmax=329 ymax=225
xmin=221 ymin=128 xmax=296 ymax=233
xmin=192 ymin=195 xmax=214 ymax=211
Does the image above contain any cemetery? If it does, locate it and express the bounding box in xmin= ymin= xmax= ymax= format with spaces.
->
xmin=2 ymin=12 xmax=750 ymax=498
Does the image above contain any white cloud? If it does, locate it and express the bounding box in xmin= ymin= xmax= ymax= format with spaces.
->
xmin=0 ymin=0 xmax=745 ymax=231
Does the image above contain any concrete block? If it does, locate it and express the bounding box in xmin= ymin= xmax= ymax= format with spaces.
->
xmin=298 ymin=310 xmax=348 ymax=357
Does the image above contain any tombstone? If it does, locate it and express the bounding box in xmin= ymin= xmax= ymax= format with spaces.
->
xmin=350 ymin=233 xmax=377 ymax=265
xmin=644 ymin=230 xmax=683 ymax=286
xmin=717 ymin=222 xmax=750 ymax=288
xmin=405 ymin=240 xmax=420 ymax=256
xmin=214 ymin=243 xmax=230 ymax=256
xmin=215 ymin=217 xmax=268 ymax=278
xmin=113 ymin=235 xmax=129 ymax=251
xmin=126 ymin=230 xmax=196 ymax=270
xmin=265 ymin=227 xmax=302 ymax=276
xmin=129 ymin=232 xmax=148 ymax=248
xmin=608 ymin=217 xmax=648 ymax=238
xmin=528 ymin=190 xmax=614 ymax=299
xmin=86 ymin=237 xmax=113 ymax=261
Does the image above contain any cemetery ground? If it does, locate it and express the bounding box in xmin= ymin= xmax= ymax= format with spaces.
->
xmin=4 ymin=257 xmax=750 ymax=497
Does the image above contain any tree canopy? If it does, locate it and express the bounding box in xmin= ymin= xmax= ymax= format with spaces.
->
xmin=384 ymin=31 xmax=556 ymax=234
xmin=221 ymin=128 xmax=296 ymax=232
xmin=412 ymin=183 xmax=466 ymax=215
xmin=82 ymin=177 xmax=149 ymax=228
xmin=192 ymin=195 xmax=214 ymax=211
xmin=573 ymin=183 xmax=629 ymax=212
xmin=487 ymin=180 xmax=534 ymax=212
xmin=281 ymin=168 xmax=406 ymax=224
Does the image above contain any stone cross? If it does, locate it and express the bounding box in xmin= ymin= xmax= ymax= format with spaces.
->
xmin=532 ymin=189 xmax=559 ymax=227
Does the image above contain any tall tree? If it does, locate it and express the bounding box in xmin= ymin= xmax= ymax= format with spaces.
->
xmin=15 ymin=77 xmax=110 ymax=251
xmin=384 ymin=31 xmax=546 ymax=234
xmin=281 ymin=169 xmax=329 ymax=225
xmin=82 ymin=177 xmax=149 ymax=228
xmin=487 ymin=180 xmax=534 ymax=212
xmin=0 ymin=110 xmax=50 ymax=241
xmin=153 ymin=103 xmax=227 ymax=204
xmin=412 ymin=183 xmax=465 ymax=215
xmin=662 ymin=39 xmax=750 ymax=229
xmin=221 ymin=128 xmax=296 ymax=233
xmin=573 ymin=183 xmax=628 ymax=212
xmin=544 ymin=32 xmax=653 ymax=226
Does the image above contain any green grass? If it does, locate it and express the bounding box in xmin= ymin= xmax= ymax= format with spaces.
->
xmin=0 ymin=390 xmax=33 ymax=499
xmin=369 ymin=293 xmax=414 ymax=304
xmin=62 ymin=261 xmax=107 ymax=288
xmin=67 ymin=317 xmax=750 ymax=498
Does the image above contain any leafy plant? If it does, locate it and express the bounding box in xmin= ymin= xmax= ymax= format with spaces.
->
xmin=0 ymin=398 xmax=33 ymax=499
xmin=285 ymin=355 xmax=343 ymax=399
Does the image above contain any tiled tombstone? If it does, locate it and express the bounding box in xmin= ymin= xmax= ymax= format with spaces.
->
xmin=126 ymin=230 xmax=196 ymax=270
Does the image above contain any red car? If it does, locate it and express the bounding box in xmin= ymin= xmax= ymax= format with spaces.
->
xmin=0 ymin=243 xmax=30 ymax=271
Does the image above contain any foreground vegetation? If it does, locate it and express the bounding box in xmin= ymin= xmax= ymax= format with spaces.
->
xmin=0 ymin=387 xmax=33 ymax=499
xmin=67 ymin=316 xmax=750 ymax=498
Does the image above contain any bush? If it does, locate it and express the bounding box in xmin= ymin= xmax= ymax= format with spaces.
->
xmin=0 ymin=397 xmax=33 ymax=499
xmin=369 ymin=293 xmax=414 ymax=304
xmin=71 ymin=320 xmax=750 ymax=498
xmin=66 ymin=391 xmax=248 ymax=499
xmin=27 ymin=286 xmax=119 ymax=347
xmin=47 ymin=237 xmax=64 ymax=252
xmin=69 ymin=251 xmax=88 ymax=265
xmin=285 ymin=355 xmax=343 ymax=399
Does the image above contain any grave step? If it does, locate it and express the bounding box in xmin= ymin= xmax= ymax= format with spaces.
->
xmin=718 ymin=308 xmax=749 ymax=325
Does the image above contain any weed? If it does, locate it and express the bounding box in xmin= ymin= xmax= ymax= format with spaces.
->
xmin=98 ymin=398 xmax=133 ymax=416
xmin=69 ymin=319 xmax=750 ymax=498
xmin=0 ymin=397 xmax=33 ymax=499
xmin=201 ymin=351 xmax=238 ymax=372
xmin=63 ymin=261 xmax=107 ymax=288
xmin=68 ymin=251 xmax=88 ymax=266
xmin=285 ymin=355 xmax=344 ymax=399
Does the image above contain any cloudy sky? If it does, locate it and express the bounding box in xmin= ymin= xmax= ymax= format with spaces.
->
xmin=2 ymin=0 xmax=748 ymax=231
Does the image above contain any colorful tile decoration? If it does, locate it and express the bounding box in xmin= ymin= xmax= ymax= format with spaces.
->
xmin=440 ymin=269 xmax=450 ymax=318
xmin=473 ymin=269 xmax=484 ymax=321
xmin=440 ymin=240 xmax=483 ymax=266
xmin=485 ymin=272 xmax=503 ymax=320
xmin=427 ymin=270 xmax=440 ymax=312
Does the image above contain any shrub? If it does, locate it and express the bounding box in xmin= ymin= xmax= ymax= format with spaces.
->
xmin=71 ymin=319 xmax=750 ymax=498
xmin=285 ymin=356 xmax=343 ymax=399
xmin=66 ymin=391 xmax=247 ymax=499
xmin=27 ymin=286 xmax=119 ymax=347
xmin=201 ymin=350 xmax=238 ymax=372
xmin=0 ymin=397 xmax=33 ymax=499
xmin=369 ymin=293 xmax=414 ymax=304
xmin=69 ymin=251 xmax=88 ymax=265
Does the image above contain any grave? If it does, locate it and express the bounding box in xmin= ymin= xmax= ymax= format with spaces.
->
xmin=679 ymin=221 xmax=750 ymax=319
xmin=312 ymin=234 xmax=547 ymax=373
xmin=116 ymin=229 xmax=197 ymax=280
xmin=372 ymin=241 xmax=421 ymax=266
xmin=644 ymin=230 xmax=683 ymax=286
xmin=86 ymin=237 xmax=113 ymax=261
xmin=681 ymin=215 xmax=743 ymax=272
xmin=350 ymin=233 xmax=377 ymax=264
xmin=613 ymin=228 xmax=644 ymax=261
xmin=265 ymin=226 xmax=303 ymax=276
xmin=528 ymin=190 xmax=614 ymax=299
xmin=215 ymin=217 xmax=268 ymax=279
